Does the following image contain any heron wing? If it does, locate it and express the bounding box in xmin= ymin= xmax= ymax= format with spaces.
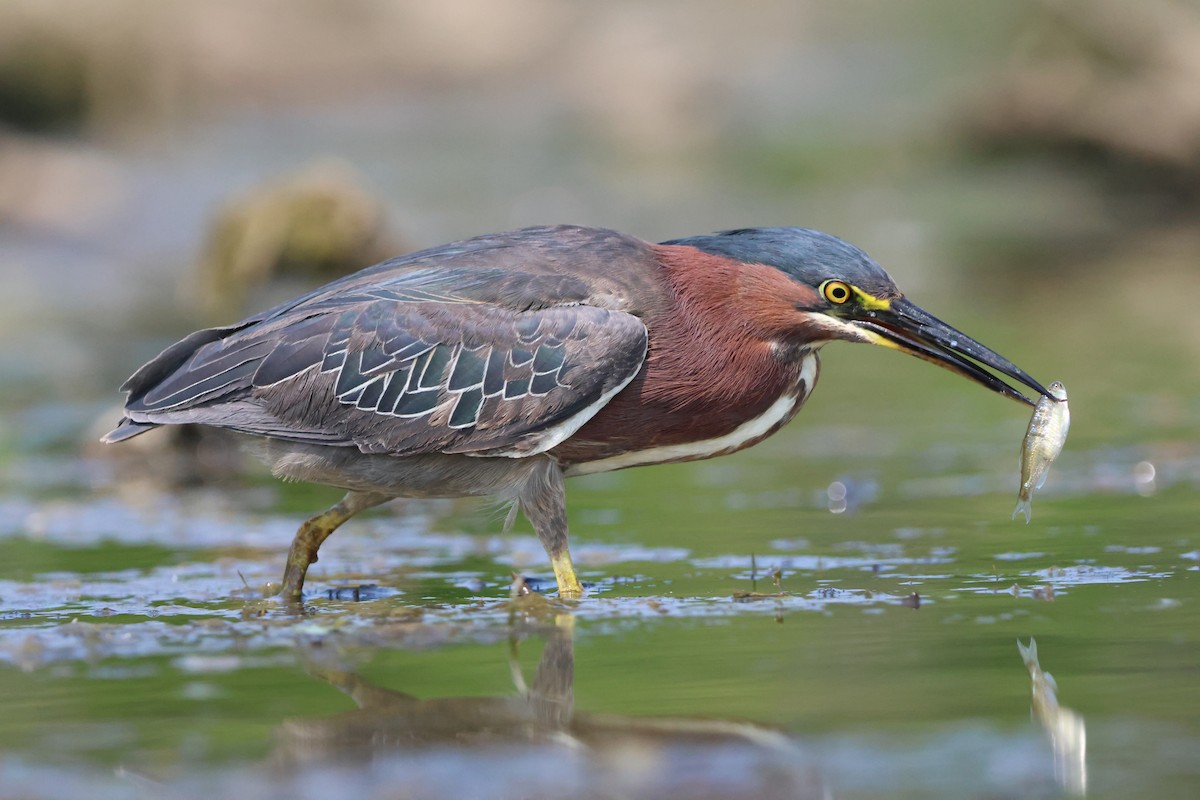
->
xmin=121 ymin=290 xmax=648 ymax=457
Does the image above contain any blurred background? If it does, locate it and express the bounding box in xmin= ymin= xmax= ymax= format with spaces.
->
xmin=1 ymin=1 xmax=1198 ymax=798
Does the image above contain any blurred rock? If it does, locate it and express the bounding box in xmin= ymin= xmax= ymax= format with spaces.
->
xmin=193 ymin=160 xmax=406 ymax=318
xmin=0 ymin=25 xmax=89 ymax=133
xmin=960 ymin=0 xmax=1200 ymax=199
xmin=0 ymin=1 xmax=184 ymax=136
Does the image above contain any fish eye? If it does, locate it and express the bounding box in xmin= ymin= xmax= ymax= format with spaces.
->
xmin=821 ymin=280 xmax=852 ymax=304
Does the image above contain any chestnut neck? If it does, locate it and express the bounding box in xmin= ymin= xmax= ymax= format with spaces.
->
xmin=554 ymin=245 xmax=821 ymax=465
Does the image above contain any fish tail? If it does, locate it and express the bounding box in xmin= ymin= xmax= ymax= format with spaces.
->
xmin=1017 ymin=637 xmax=1037 ymax=667
xmin=1012 ymin=499 xmax=1032 ymax=523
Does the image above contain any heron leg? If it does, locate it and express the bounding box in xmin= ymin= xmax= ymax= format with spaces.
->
xmin=276 ymin=490 xmax=389 ymax=600
xmin=519 ymin=460 xmax=583 ymax=599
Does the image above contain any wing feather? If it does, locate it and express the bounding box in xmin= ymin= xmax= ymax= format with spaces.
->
xmin=120 ymin=294 xmax=646 ymax=458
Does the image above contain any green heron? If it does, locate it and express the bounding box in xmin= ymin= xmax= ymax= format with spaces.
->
xmin=103 ymin=225 xmax=1047 ymax=600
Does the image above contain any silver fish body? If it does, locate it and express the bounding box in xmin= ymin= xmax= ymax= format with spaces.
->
xmin=1013 ymin=380 xmax=1069 ymax=523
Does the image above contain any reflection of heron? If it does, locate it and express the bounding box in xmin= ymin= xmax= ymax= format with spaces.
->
xmin=276 ymin=613 xmax=824 ymax=799
xmin=1018 ymin=638 xmax=1087 ymax=796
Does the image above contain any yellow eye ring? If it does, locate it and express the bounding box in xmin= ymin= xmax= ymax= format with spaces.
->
xmin=822 ymin=280 xmax=852 ymax=304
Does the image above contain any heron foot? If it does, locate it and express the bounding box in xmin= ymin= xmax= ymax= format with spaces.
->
xmin=551 ymin=549 xmax=583 ymax=600
xmin=276 ymin=490 xmax=389 ymax=600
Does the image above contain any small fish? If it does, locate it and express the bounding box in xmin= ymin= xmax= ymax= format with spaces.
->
xmin=1013 ymin=381 xmax=1069 ymax=523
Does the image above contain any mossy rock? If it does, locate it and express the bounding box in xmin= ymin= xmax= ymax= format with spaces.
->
xmin=196 ymin=160 xmax=407 ymax=318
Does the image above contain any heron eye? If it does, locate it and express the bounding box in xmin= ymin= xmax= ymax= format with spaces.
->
xmin=822 ymin=280 xmax=851 ymax=304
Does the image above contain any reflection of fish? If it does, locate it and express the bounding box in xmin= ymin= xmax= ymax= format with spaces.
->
xmin=1018 ymin=638 xmax=1086 ymax=796
xmin=1013 ymin=381 xmax=1069 ymax=523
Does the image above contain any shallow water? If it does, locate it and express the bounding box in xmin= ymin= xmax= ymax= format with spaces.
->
xmin=2 ymin=361 xmax=1199 ymax=799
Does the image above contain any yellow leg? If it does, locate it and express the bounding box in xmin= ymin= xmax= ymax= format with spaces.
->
xmin=274 ymin=491 xmax=388 ymax=600
xmin=520 ymin=459 xmax=584 ymax=599
xmin=551 ymin=549 xmax=583 ymax=599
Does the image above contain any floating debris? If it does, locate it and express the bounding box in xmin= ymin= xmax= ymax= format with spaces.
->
xmin=1031 ymin=584 xmax=1056 ymax=602
xmin=731 ymin=590 xmax=791 ymax=602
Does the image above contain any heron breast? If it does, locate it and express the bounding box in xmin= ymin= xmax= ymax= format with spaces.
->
xmin=563 ymin=350 xmax=818 ymax=476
